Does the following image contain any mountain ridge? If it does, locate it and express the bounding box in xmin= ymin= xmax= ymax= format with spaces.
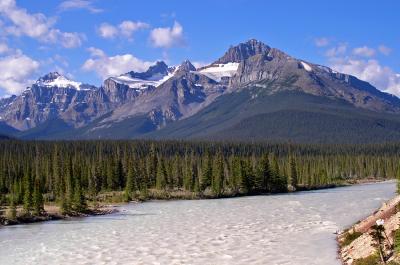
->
xmin=1 ymin=39 xmax=400 ymax=143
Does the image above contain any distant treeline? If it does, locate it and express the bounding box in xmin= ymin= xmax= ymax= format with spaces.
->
xmin=0 ymin=140 xmax=399 ymax=215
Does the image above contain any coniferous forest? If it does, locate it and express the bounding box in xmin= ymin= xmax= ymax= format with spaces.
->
xmin=0 ymin=140 xmax=399 ymax=219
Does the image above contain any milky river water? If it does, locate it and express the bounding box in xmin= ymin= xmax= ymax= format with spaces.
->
xmin=0 ymin=181 xmax=396 ymax=265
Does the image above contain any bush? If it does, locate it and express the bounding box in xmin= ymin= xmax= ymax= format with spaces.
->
xmin=353 ymin=254 xmax=380 ymax=265
xmin=342 ymin=230 xmax=363 ymax=246
xmin=394 ymin=228 xmax=400 ymax=254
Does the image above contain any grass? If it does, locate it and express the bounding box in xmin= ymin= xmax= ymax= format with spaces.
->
xmin=341 ymin=230 xmax=363 ymax=247
xmin=353 ymin=254 xmax=380 ymax=265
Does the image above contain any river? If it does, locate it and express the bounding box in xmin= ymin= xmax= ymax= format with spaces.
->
xmin=0 ymin=181 xmax=396 ymax=265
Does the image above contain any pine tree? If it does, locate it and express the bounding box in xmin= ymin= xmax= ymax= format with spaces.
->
xmin=156 ymin=156 xmax=167 ymax=190
xmin=73 ymin=175 xmax=86 ymax=212
xmin=192 ymin=160 xmax=200 ymax=193
xmin=200 ymin=152 xmax=212 ymax=191
xmin=124 ymin=162 xmax=135 ymax=201
xmin=231 ymin=157 xmax=242 ymax=193
xmin=397 ymin=166 xmax=400 ymax=194
xmin=183 ymin=154 xmax=193 ymax=191
xmin=258 ymin=153 xmax=271 ymax=192
xmin=65 ymin=158 xmax=74 ymax=212
xmin=212 ymin=152 xmax=224 ymax=196
xmin=32 ymin=176 xmax=44 ymax=215
xmin=7 ymin=181 xmax=17 ymax=220
xmin=271 ymin=154 xmax=287 ymax=192
xmin=288 ymin=154 xmax=298 ymax=191
xmin=115 ymin=159 xmax=124 ymax=190
xmin=22 ymin=167 xmax=33 ymax=214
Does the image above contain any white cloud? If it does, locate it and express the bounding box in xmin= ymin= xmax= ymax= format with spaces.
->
xmin=97 ymin=20 xmax=149 ymax=40
xmin=314 ymin=37 xmax=330 ymax=47
xmin=0 ymin=50 xmax=40 ymax=94
xmin=97 ymin=23 xmax=118 ymax=39
xmin=87 ymin=47 xmax=105 ymax=57
xmin=150 ymin=21 xmax=184 ymax=48
xmin=378 ymin=45 xmax=392 ymax=56
xmin=192 ymin=61 xmax=208 ymax=68
xmin=0 ymin=0 xmax=83 ymax=48
xmin=82 ymin=47 xmax=154 ymax=78
xmin=352 ymin=46 xmax=375 ymax=57
xmin=58 ymin=0 xmax=103 ymax=13
xmin=330 ymin=57 xmax=400 ymax=96
xmin=0 ymin=42 xmax=8 ymax=54
xmin=119 ymin=21 xmax=149 ymax=39
xmin=325 ymin=43 xmax=347 ymax=57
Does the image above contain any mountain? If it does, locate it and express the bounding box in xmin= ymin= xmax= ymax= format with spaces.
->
xmin=2 ymin=39 xmax=400 ymax=143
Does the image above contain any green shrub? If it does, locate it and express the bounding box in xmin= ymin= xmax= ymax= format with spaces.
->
xmin=353 ymin=254 xmax=380 ymax=265
xmin=342 ymin=230 xmax=363 ymax=246
xmin=394 ymin=228 xmax=400 ymax=254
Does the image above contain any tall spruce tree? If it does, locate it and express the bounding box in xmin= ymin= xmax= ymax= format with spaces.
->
xmin=288 ymin=154 xmax=298 ymax=191
xmin=32 ymin=176 xmax=44 ymax=215
xmin=212 ymin=152 xmax=224 ymax=196
xmin=200 ymin=152 xmax=212 ymax=191
xmin=22 ymin=166 xmax=33 ymax=214
xmin=156 ymin=156 xmax=167 ymax=190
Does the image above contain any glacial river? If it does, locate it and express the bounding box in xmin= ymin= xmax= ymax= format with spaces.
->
xmin=0 ymin=181 xmax=396 ymax=265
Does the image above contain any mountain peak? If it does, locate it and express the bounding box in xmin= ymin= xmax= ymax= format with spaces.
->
xmin=214 ymin=39 xmax=271 ymax=64
xmin=37 ymin=72 xmax=63 ymax=83
xmin=126 ymin=61 xmax=169 ymax=80
xmin=36 ymin=72 xmax=82 ymax=89
xmin=177 ymin=60 xmax=196 ymax=72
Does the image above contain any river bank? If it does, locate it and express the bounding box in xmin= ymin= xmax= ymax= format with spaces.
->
xmin=338 ymin=194 xmax=400 ymax=264
xmin=0 ymin=178 xmax=390 ymax=228
xmin=1 ymin=181 xmax=395 ymax=265
xmin=0 ymin=203 xmax=118 ymax=227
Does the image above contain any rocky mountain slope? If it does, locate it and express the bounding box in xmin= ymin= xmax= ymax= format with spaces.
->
xmin=1 ymin=39 xmax=400 ymax=142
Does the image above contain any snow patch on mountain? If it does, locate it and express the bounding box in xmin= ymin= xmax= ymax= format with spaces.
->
xmin=111 ymin=67 xmax=177 ymax=89
xmin=36 ymin=74 xmax=86 ymax=90
xmin=198 ymin=62 xmax=239 ymax=82
xmin=301 ymin=61 xmax=312 ymax=72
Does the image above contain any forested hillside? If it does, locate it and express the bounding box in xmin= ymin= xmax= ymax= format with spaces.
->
xmin=0 ymin=140 xmax=399 ymax=219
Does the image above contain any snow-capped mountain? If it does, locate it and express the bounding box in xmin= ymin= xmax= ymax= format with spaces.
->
xmin=108 ymin=61 xmax=177 ymax=90
xmin=36 ymin=72 xmax=84 ymax=90
xmin=1 ymin=39 xmax=400 ymax=142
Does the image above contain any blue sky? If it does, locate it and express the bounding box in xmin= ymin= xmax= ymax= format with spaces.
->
xmin=0 ymin=0 xmax=399 ymax=97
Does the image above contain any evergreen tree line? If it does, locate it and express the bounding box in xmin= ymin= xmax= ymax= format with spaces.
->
xmin=0 ymin=140 xmax=399 ymax=215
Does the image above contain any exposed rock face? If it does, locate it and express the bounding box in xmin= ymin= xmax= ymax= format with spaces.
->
xmin=0 ymin=72 xmax=145 ymax=130
xmin=339 ymin=195 xmax=400 ymax=264
xmin=214 ymin=39 xmax=271 ymax=64
xmin=228 ymin=43 xmax=400 ymax=113
xmin=99 ymin=60 xmax=223 ymax=129
xmin=1 ymin=39 xmax=400 ymax=138
xmin=126 ymin=61 xmax=170 ymax=80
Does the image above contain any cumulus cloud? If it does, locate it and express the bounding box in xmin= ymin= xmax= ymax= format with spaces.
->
xmin=352 ymin=46 xmax=375 ymax=57
xmin=97 ymin=23 xmax=118 ymax=39
xmin=314 ymin=37 xmax=330 ymax=47
xmin=323 ymin=41 xmax=400 ymax=96
xmin=325 ymin=43 xmax=347 ymax=57
xmin=87 ymin=47 xmax=105 ymax=57
xmin=150 ymin=21 xmax=184 ymax=48
xmin=0 ymin=42 xmax=9 ymax=54
xmin=0 ymin=0 xmax=83 ymax=48
xmin=330 ymin=57 xmax=400 ymax=97
xmin=192 ymin=61 xmax=209 ymax=69
xmin=97 ymin=20 xmax=149 ymax=40
xmin=82 ymin=47 xmax=154 ymax=78
xmin=378 ymin=45 xmax=392 ymax=56
xmin=0 ymin=50 xmax=40 ymax=94
xmin=58 ymin=0 xmax=103 ymax=13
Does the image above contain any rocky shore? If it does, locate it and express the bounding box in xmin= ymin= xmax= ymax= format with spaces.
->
xmin=0 ymin=204 xmax=118 ymax=227
xmin=338 ymin=195 xmax=400 ymax=264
